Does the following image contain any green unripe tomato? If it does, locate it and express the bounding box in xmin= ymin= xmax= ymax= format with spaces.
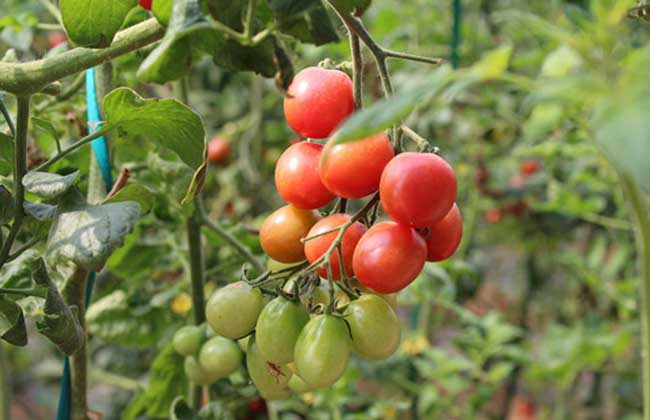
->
xmin=198 ymin=336 xmax=242 ymax=380
xmin=346 ymin=294 xmax=401 ymax=360
xmin=238 ymin=335 xmax=250 ymax=353
xmin=246 ymin=336 xmax=292 ymax=396
xmin=206 ymin=282 xmax=264 ymax=339
xmin=293 ymin=315 xmax=350 ymax=388
xmin=172 ymin=325 xmax=204 ymax=356
xmin=288 ymin=374 xmax=315 ymax=394
xmin=260 ymin=388 xmax=292 ymax=401
xmin=184 ymin=356 xmax=219 ymax=385
xmin=256 ymin=297 xmax=309 ymax=364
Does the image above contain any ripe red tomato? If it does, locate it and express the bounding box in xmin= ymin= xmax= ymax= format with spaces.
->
xmin=284 ymin=67 xmax=354 ymax=139
xmin=304 ymin=214 xmax=367 ymax=279
xmin=47 ymin=32 xmax=67 ymax=49
xmin=353 ymin=221 xmax=427 ymax=293
xmin=485 ymin=208 xmax=503 ymax=223
xmin=424 ymin=203 xmax=463 ymax=262
xmin=207 ymin=136 xmax=231 ymax=164
xmin=275 ymin=142 xmax=334 ymax=209
xmin=320 ymin=133 xmax=394 ymax=199
xmin=260 ymin=205 xmax=320 ymax=263
xmin=380 ymin=152 xmax=457 ymax=228
xmin=520 ymin=160 xmax=540 ymax=176
xmin=139 ymin=0 xmax=153 ymax=10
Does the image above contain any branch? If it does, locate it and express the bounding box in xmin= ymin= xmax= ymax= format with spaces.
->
xmin=32 ymin=124 xmax=113 ymax=172
xmin=0 ymin=96 xmax=15 ymax=136
xmin=0 ymin=18 xmax=165 ymax=94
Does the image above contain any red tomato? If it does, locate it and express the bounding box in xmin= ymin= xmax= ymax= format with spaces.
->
xmin=207 ymin=136 xmax=231 ymax=164
xmin=275 ymin=142 xmax=335 ymax=209
xmin=260 ymin=205 xmax=320 ymax=263
xmin=48 ymin=32 xmax=67 ymax=49
xmin=352 ymin=222 xmax=427 ymax=293
xmin=424 ymin=203 xmax=462 ymax=262
xmin=380 ymin=152 xmax=457 ymax=228
xmin=139 ymin=0 xmax=153 ymax=10
xmin=484 ymin=208 xmax=503 ymax=224
xmin=304 ymin=214 xmax=367 ymax=279
xmin=320 ymin=133 xmax=394 ymax=199
xmin=284 ymin=67 xmax=354 ymax=139
xmin=520 ymin=160 xmax=540 ymax=176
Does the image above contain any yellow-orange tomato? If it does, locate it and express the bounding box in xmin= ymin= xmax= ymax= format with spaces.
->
xmin=260 ymin=205 xmax=320 ymax=263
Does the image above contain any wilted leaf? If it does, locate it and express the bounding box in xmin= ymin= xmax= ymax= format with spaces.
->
xmin=23 ymin=201 xmax=57 ymax=221
xmin=23 ymin=171 xmax=79 ymax=200
xmin=60 ymin=0 xmax=138 ymax=48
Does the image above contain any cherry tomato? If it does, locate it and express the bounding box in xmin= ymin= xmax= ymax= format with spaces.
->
xmin=304 ymin=214 xmax=367 ymax=280
xmin=139 ymin=0 xmax=153 ymax=10
xmin=198 ymin=336 xmax=242 ymax=380
xmin=288 ymin=374 xmax=315 ymax=394
xmin=346 ymin=295 xmax=401 ymax=360
xmin=248 ymin=398 xmax=266 ymax=414
xmin=348 ymin=279 xmax=398 ymax=311
xmin=520 ymin=160 xmax=540 ymax=176
xmin=184 ymin=356 xmax=219 ymax=385
xmin=255 ymin=297 xmax=309 ymax=364
xmin=207 ymin=136 xmax=231 ymax=164
xmin=293 ymin=314 xmax=350 ymax=388
xmin=205 ymin=282 xmax=264 ymax=339
xmin=353 ymin=222 xmax=427 ymax=294
xmin=275 ymin=142 xmax=334 ymax=209
xmin=320 ymin=133 xmax=394 ymax=198
xmin=380 ymin=152 xmax=457 ymax=228
xmin=485 ymin=208 xmax=503 ymax=223
xmin=172 ymin=325 xmax=204 ymax=356
xmin=260 ymin=205 xmax=320 ymax=263
xmin=284 ymin=67 xmax=354 ymax=139
xmin=424 ymin=203 xmax=463 ymax=262
xmin=247 ymin=336 xmax=292 ymax=396
xmin=238 ymin=336 xmax=250 ymax=353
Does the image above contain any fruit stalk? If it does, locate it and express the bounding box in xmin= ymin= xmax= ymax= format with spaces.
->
xmin=621 ymin=175 xmax=650 ymax=420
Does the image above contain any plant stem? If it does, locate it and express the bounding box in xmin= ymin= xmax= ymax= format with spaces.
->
xmin=186 ymin=212 xmax=205 ymax=410
xmin=0 ymin=96 xmax=30 ymax=271
xmin=0 ymin=287 xmax=47 ymax=298
xmin=32 ymin=125 xmax=112 ymax=172
xmin=65 ymin=269 xmax=90 ymax=420
xmin=89 ymin=368 xmax=141 ymax=392
xmin=348 ymin=33 xmax=364 ymax=110
xmin=243 ymin=0 xmax=258 ymax=41
xmin=0 ymin=96 xmax=15 ymax=136
xmin=401 ymin=126 xmax=431 ymax=150
xmin=621 ymin=174 xmax=650 ymax=420
xmin=0 ymin=19 xmax=164 ymax=94
xmin=0 ymin=344 xmax=10 ymax=420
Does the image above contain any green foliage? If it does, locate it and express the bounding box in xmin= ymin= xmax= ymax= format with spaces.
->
xmin=60 ymin=0 xmax=138 ymax=48
xmin=0 ymin=132 xmax=14 ymax=176
xmin=0 ymin=295 xmax=26 ymax=346
xmin=22 ymin=170 xmax=79 ymax=200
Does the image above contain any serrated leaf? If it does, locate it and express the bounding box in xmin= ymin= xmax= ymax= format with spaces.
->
xmin=332 ymin=65 xmax=452 ymax=144
xmin=60 ymin=0 xmax=138 ymax=48
xmin=104 ymin=183 xmax=154 ymax=214
xmin=23 ymin=201 xmax=57 ymax=221
xmin=0 ymin=185 xmax=14 ymax=224
xmin=0 ymin=295 xmax=27 ymax=346
xmin=23 ymin=171 xmax=79 ymax=200
xmin=0 ymin=132 xmax=14 ymax=176
xmin=46 ymin=198 xmax=140 ymax=271
xmin=122 ymin=344 xmax=188 ymax=420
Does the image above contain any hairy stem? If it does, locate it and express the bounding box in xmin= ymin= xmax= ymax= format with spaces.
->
xmin=0 ymin=96 xmax=30 ymax=270
xmin=349 ymin=33 xmax=364 ymax=109
xmin=65 ymin=269 xmax=90 ymax=420
xmin=621 ymin=174 xmax=650 ymax=420
xmin=0 ymin=18 xmax=164 ymax=94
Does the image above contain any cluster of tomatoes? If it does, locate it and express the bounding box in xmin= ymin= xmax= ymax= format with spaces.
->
xmin=260 ymin=66 xmax=464 ymax=294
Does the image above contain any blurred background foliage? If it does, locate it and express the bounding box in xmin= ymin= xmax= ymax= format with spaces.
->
xmin=2 ymin=0 xmax=650 ymax=419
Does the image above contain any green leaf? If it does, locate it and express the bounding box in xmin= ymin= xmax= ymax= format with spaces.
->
xmin=328 ymin=0 xmax=372 ymax=15
xmin=0 ymin=249 xmax=39 ymax=290
xmin=332 ymin=65 xmax=452 ymax=144
xmin=541 ymin=45 xmax=583 ymax=78
xmin=0 ymin=185 xmax=14 ymax=225
xmin=469 ymin=45 xmax=512 ymax=80
xmin=268 ymin=0 xmax=320 ymax=16
xmin=122 ymin=343 xmax=188 ymax=420
xmin=104 ymin=183 xmax=155 ymax=214
xmin=23 ymin=201 xmax=57 ymax=221
xmin=152 ymin=0 xmax=173 ymax=27
xmin=0 ymin=132 xmax=14 ymax=176
xmin=106 ymin=227 xmax=164 ymax=281
xmin=170 ymin=397 xmax=200 ymax=420
xmin=32 ymin=259 xmax=83 ymax=355
xmin=23 ymin=171 xmax=79 ymax=200
xmin=46 ymin=195 xmax=141 ymax=271
xmin=0 ymin=295 xmax=27 ymax=346
xmin=104 ymin=88 xmax=205 ymax=170
xmin=60 ymin=0 xmax=138 ymax=48
xmin=31 ymin=117 xmax=60 ymax=143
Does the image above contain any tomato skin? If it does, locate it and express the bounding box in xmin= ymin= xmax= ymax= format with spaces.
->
xmin=255 ymin=297 xmax=309 ymax=364
xmin=353 ymin=221 xmax=427 ymax=294
xmin=199 ymin=336 xmax=242 ymax=379
xmin=284 ymin=67 xmax=354 ymax=139
xmin=139 ymin=0 xmax=153 ymax=10
xmin=288 ymin=374 xmax=315 ymax=394
xmin=380 ymin=152 xmax=457 ymax=228
xmin=184 ymin=356 xmax=219 ymax=385
xmin=247 ymin=336 xmax=292 ymax=396
xmin=172 ymin=325 xmax=204 ymax=356
xmin=320 ymin=133 xmax=394 ymax=199
xmin=275 ymin=142 xmax=334 ymax=209
xmin=346 ymin=295 xmax=401 ymax=360
xmin=293 ymin=315 xmax=350 ymax=388
xmin=520 ymin=160 xmax=540 ymax=176
xmin=304 ymin=214 xmax=367 ymax=279
xmin=205 ymin=282 xmax=265 ymax=339
xmin=260 ymin=205 xmax=320 ymax=263
xmin=207 ymin=136 xmax=231 ymax=164
xmin=424 ymin=203 xmax=462 ymax=262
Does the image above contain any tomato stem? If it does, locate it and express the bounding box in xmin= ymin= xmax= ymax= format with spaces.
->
xmin=65 ymin=268 xmax=89 ymax=420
